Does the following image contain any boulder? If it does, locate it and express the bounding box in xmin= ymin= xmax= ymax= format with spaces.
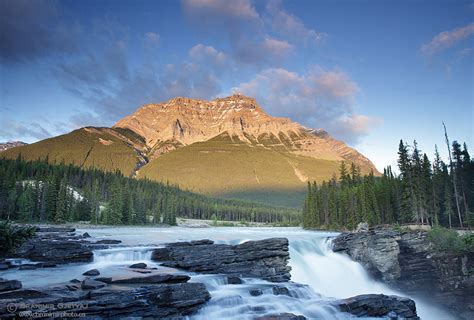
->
xmin=82 ymin=232 xmax=91 ymax=238
xmin=272 ymin=286 xmax=290 ymax=296
xmin=111 ymin=274 xmax=190 ymax=284
xmin=0 ymin=278 xmax=21 ymax=292
xmin=249 ymin=288 xmax=263 ymax=296
xmin=83 ymin=269 xmax=100 ymax=276
xmin=335 ymin=294 xmax=419 ymax=319
xmin=81 ymin=278 xmax=107 ymax=290
xmin=129 ymin=262 xmax=147 ymax=269
xmin=152 ymin=238 xmax=291 ymax=282
xmin=227 ymin=275 xmax=242 ymax=284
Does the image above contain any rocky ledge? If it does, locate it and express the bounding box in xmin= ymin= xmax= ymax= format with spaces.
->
xmin=7 ymin=227 xmax=122 ymax=265
xmin=0 ymin=276 xmax=210 ymax=319
xmin=335 ymin=294 xmax=419 ymax=319
xmin=151 ymin=238 xmax=291 ymax=282
xmin=332 ymin=228 xmax=474 ymax=319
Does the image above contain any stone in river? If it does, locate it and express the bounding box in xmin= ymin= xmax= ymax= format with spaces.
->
xmin=83 ymin=269 xmax=100 ymax=276
xmin=129 ymin=262 xmax=147 ymax=269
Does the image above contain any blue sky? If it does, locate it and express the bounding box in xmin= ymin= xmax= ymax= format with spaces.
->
xmin=0 ymin=0 xmax=473 ymax=171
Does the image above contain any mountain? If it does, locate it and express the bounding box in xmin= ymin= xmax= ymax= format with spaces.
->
xmin=0 ymin=141 xmax=28 ymax=152
xmin=2 ymin=95 xmax=378 ymax=207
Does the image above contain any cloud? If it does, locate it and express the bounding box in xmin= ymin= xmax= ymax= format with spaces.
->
xmin=232 ymin=67 xmax=379 ymax=144
xmin=189 ymin=44 xmax=228 ymax=66
xmin=0 ymin=0 xmax=79 ymax=64
xmin=0 ymin=117 xmax=53 ymax=141
xmin=234 ymin=36 xmax=294 ymax=65
xmin=144 ymin=32 xmax=160 ymax=44
xmin=332 ymin=115 xmax=383 ymax=141
xmin=264 ymin=0 xmax=326 ymax=45
xmin=421 ymin=23 xmax=474 ymax=56
xmin=182 ymin=0 xmax=259 ymax=22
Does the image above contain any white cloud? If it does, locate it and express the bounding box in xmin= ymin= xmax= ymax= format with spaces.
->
xmin=232 ymin=67 xmax=380 ymax=144
xmin=264 ymin=0 xmax=326 ymax=45
xmin=421 ymin=23 xmax=474 ymax=56
xmin=189 ymin=44 xmax=227 ymax=65
xmin=182 ymin=0 xmax=259 ymax=22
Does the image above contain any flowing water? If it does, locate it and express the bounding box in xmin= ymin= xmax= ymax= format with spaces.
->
xmin=0 ymin=227 xmax=455 ymax=319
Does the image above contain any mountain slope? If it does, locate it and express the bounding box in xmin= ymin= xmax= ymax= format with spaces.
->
xmin=2 ymin=95 xmax=378 ymax=207
xmin=0 ymin=141 xmax=28 ymax=152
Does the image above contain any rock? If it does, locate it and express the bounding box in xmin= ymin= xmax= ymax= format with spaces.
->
xmin=82 ymin=232 xmax=91 ymax=238
xmin=95 ymin=277 xmax=112 ymax=284
xmin=132 ymin=269 xmax=152 ymax=274
xmin=332 ymin=228 xmax=474 ymax=319
xmin=227 ymin=275 xmax=242 ymax=284
xmin=272 ymin=286 xmax=290 ymax=296
xmin=43 ymin=262 xmax=57 ymax=268
xmin=249 ymin=288 xmax=263 ymax=296
xmin=111 ymin=274 xmax=190 ymax=284
xmin=0 ymin=263 xmax=8 ymax=270
xmin=19 ymin=264 xmax=37 ymax=270
xmin=255 ymin=313 xmax=306 ymax=320
xmin=13 ymin=233 xmax=93 ymax=264
xmin=83 ymin=268 xmax=100 ymax=276
xmin=66 ymin=284 xmax=80 ymax=291
xmin=129 ymin=262 xmax=147 ymax=269
xmin=0 ymin=288 xmax=48 ymax=299
xmin=0 ymin=282 xmax=211 ymax=319
xmin=0 ymin=278 xmax=22 ymax=291
xmin=81 ymin=278 xmax=107 ymax=290
xmin=152 ymin=238 xmax=291 ymax=282
xmin=36 ymin=227 xmax=76 ymax=233
xmin=335 ymin=294 xmax=419 ymax=319
xmin=94 ymin=239 xmax=122 ymax=244
xmin=356 ymin=222 xmax=369 ymax=232
xmin=70 ymin=279 xmax=81 ymax=283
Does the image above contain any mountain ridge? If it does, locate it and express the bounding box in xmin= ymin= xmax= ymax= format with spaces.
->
xmin=2 ymin=94 xmax=378 ymax=207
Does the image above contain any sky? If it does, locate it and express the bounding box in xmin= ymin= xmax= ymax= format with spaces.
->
xmin=0 ymin=0 xmax=473 ymax=171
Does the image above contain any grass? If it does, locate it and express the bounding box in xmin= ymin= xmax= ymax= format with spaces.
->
xmin=139 ymin=132 xmax=345 ymax=207
xmin=2 ymin=128 xmax=139 ymax=175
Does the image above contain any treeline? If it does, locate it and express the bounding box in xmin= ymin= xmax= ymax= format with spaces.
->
xmin=0 ymin=157 xmax=301 ymax=226
xmin=303 ymin=139 xmax=473 ymax=230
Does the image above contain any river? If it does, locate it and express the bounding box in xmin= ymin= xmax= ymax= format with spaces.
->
xmin=0 ymin=227 xmax=455 ymax=319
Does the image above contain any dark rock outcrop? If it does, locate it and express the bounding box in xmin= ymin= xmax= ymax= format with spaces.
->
xmin=81 ymin=278 xmax=107 ymax=290
xmin=152 ymin=238 xmax=291 ymax=282
xmin=83 ymin=269 xmax=100 ymax=276
xmin=0 ymin=283 xmax=211 ymax=319
xmin=335 ymin=294 xmax=419 ymax=319
xmin=12 ymin=229 xmax=93 ymax=264
xmin=332 ymin=228 xmax=473 ymax=319
xmin=0 ymin=279 xmax=21 ymax=292
xmin=129 ymin=262 xmax=147 ymax=269
xmin=111 ymin=274 xmax=190 ymax=284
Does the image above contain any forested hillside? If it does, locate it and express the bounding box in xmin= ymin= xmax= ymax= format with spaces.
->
xmin=0 ymin=158 xmax=301 ymax=226
xmin=303 ymin=139 xmax=473 ymax=230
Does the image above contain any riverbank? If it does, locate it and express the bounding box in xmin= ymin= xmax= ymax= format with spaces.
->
xmin=0 ymin=226 xmax=427 ymax=319
xmin=332 ymin=226 xmax=474 ymax=320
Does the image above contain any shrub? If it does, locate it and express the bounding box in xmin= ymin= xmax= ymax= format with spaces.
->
xmin=0 ymin=221 xmax=36 ymax=256
xmin=428 ymin=226 xmax=473 ymax=253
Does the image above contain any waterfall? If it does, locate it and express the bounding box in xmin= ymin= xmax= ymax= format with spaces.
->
xmin=92 ymin=247 xmax=155 ymax=266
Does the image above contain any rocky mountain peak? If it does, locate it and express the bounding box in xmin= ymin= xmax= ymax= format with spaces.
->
xmin=113 ymin=95 xmax=378 ymax=173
